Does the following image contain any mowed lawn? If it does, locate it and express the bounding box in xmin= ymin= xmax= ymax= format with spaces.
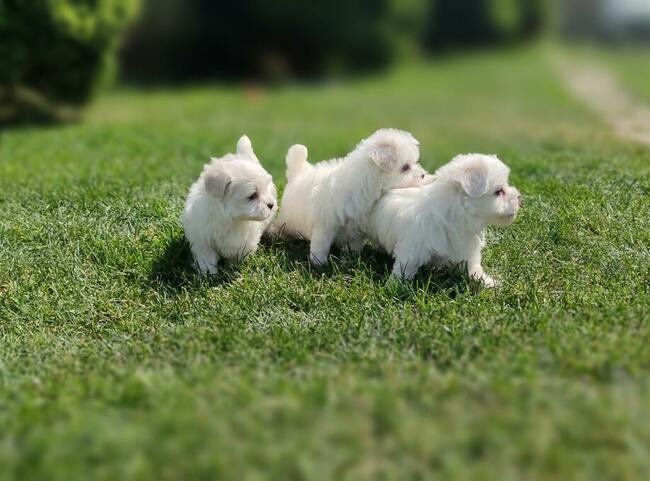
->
xmin=1 ymin=47 xmax=649 ymax=480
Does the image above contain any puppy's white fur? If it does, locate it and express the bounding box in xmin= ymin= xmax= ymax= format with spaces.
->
xmin=368 ymin=153 xmax=521 ymax=286
xmin=182 ymin=135 xmax=277 ymax=274
xmin=276 ymin=128 xmax=431 ymax=265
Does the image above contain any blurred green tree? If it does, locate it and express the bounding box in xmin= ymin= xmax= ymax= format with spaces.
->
xmin=120 ymin=0 xmax=546 ymax=84
xmin=0 ymin=0 xmax=140 ymax=122
xmin=424 ymin=0 xmax=546 ymax=51
xmin=387 ymin=0 xmax=431 ymax=56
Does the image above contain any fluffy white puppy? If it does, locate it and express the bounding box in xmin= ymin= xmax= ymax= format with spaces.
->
xmin=368 ymin=153 xmax=522 ymax=287
xmin=182 ymin=135 xmax=277 ymax=274
xmin=275 ymin=128 xmax=431 ymax=265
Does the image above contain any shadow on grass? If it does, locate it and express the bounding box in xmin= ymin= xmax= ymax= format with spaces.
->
xmin=148 ymin=236 xmax=244 ymax=292
xmin=0 ymin=88 xmax=82 ymax=128
xmin=148 ymin=233 xmax=476 ymax=298
xmin=261 ymin=234 xmax=378 ymax=280
xmin=0 ymin=116 xmax=78 ymax=131
xmin=358 ymin=247 xmax=475 ymax=298
xmin=262 ymin=234 xmax=474 ymax=298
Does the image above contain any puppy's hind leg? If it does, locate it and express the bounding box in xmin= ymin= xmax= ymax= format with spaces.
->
xmin=191 ymin=241 xmax=220 ymax=275
xmin=309 ymin=227 xmax=335 ymax=266
xmin=347 ymin=235 xmax=365 ymax=255
xmin=337 ymin=232 xmax=365 ymax=257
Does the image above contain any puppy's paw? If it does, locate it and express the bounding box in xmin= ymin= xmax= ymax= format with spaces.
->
xmin=481 ymin=275 xmax=498 ymax=288
xmin=309 ymin=252 xmax=328 ymax=267
xmin=196 ymin=258 xmax=219 ymax=275
xmin=391 ymin=261 xmax=418 ymax=280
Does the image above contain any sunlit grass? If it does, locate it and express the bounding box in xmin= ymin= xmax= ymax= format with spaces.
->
xmin=0 ymin=46 xmax=649 ymax=480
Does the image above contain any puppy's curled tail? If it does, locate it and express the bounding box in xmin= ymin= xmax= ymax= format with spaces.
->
xmin=286 ymin=144 xmax=309 ymax=181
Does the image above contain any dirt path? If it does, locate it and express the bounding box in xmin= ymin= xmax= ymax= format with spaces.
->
xmin=553 ymin=55 xmax=650 ymax=145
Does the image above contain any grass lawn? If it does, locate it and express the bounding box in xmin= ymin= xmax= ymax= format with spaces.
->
xmin=1 ymin=46 xmax=649 ymax=480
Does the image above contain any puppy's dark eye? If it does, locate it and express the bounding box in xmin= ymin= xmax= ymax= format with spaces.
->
xmin=401 ymin=164 xmax=411 ymax=172
xmin=495 ymin=188 xmax=505 ymax=196
xmin=248 ymin=192 xmax=258 ymax=201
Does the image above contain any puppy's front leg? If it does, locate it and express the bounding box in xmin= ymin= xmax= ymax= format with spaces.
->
xmin=309 ymin=227 xmax=335 ymax=266
xmin=464 ymin=248 xmax=496 ymax=287
xmin=191 ymin=242 xmax=220 ymax=275
xmin=391 ymin=257 xmax=419 ymax=280
xmin=468 ymin=264 xmax=496 ymax=288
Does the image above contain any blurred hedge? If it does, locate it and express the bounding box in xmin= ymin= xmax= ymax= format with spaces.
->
xmin=119 ymin=0 xmax=398 ymax=82
xmin=0 ymin=0 xmax=548 ymax=121
xmin=120 ymin=0 xmax=546 ymax=83
xmin=0 ymin=0 xmax=140 ymax=122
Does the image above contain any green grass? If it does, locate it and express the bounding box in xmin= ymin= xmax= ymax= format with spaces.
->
xmin=1 ymin=46 xmax=649 ymax=481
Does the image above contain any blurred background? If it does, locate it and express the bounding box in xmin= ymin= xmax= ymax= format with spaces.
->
xmin=2 ymin=0 xmax=648 ymax=124
xmin=2 ymin=4 xmax=650 ymax=477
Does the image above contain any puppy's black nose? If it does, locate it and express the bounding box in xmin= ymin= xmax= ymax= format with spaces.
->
xmin=421 ymin=174 xmax=425 ymax=179
xmin=267 ymin=202 xmax=274 ymax=209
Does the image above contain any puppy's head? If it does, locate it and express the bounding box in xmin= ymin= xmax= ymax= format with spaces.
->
xmin=437 ymin=153 xmax=521 ymax=225
xmin=362 ymin=129 xmax=430 ymax=189
xmin=203 ymin=136 xmax=276 ymax=221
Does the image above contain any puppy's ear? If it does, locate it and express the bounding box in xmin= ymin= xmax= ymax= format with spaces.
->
xmin=236 ymin=135 xmax=260 ymax=163
xmin=459 ymin=164 xmax=489 ymax=198
xmin=204 ymin=171 xmax=232 ymax=198
xmin=369 ymin=142 xmax=398 ymax=170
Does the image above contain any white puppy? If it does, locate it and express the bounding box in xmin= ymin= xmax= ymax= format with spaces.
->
xmin=368 ymin=153 xmax=522 ymax=286
xmin=275 ymin=128 xmax=431 ymax=265
xmin=182 ymin=135 xmax=277 ymax=274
